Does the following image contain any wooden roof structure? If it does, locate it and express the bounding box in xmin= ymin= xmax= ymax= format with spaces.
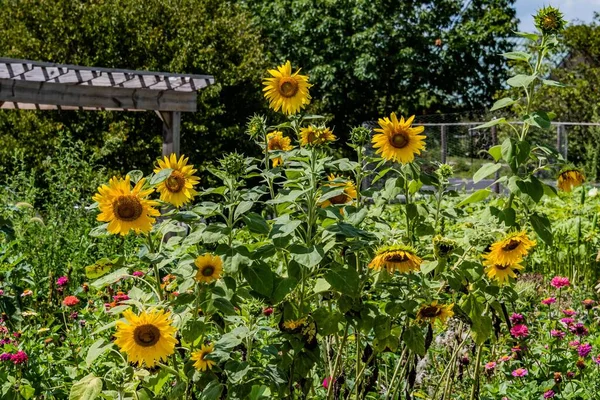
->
xmin=0 ymin=58 xmax=215 ymax=155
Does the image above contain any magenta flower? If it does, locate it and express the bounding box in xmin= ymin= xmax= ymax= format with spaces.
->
xmin=570 ymin=323 xmax=589 ymax=337
xmin=578 ymin=343 xmax=592 ymax=357
xmin=509 ymin=313 xmax=525 ymax=324
xmin=322 ymin=376 xmax=333 ymax=389
xmin=543 ymin=390 xmax=555 ymax=399
xmin=595 ymin=355 xmax=600 ymax=365
xmin=485 ymin=361 xmax=497 ymax=370
xmin=550 ymin=329 xmax=565 ymax=339
xmin=132 ymin=271 xmax=145 ymax=277
xmin=0 ymin=353 xmax=10 ymax=361
xmin=10 ymin=350 xmax=28 ymax=365
xmin=551 ymin=276 xmax=570 ymax=289
xmin=510 ymin=324 xmax=529 ymax=339
xmin=512 ymin=368 xmax=528 ymax=377
xmin=560 ymin=317 xmax=575 ymax=326
xmin=56 ymin=276 xmax=69 ymax=287
xmin=541 ymin=297 xmax=557 ymax=305
xmin=0 ymin=290 xmax=4 ymax=296
xmin=562 ymin=308 xmax=577 ymax=317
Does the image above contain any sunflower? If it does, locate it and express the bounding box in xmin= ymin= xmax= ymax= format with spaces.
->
xmin=485 ymin=231 xmax=536 ymax=265
xmin=262 ymin=61 xmax=312 ymax=115
xmin=557 ymin=169 xmax=585 ymax=192
xmin=267 ymin=131 xmax=293 ymax=167
xmin=299 ymin=126 xmax=336 ymax=146
xmin=483 ymin=259 xmax=524 ymax=285
xmin=191 ymin=344 xmax=216 ymax=371
xmin=93 ymin=176 xmax=160 ymax=236
xmin=154 ymin=153 xmax=200 ymax=207
xmin=368 ymin=245 xmax=422 ymax=274
xmin=372 ymin=113 xmax=426 ymax=163
xmin=114 ymin=309 xmax=178 ymax=367
xmin=321 ymin=174 xmax=357 ymax=208
xmin=194 ymin=254 xmax=223 ymax=284
xmin=283 ymin=318 xmax=307 ymax=331
xmin=416 ymin=301 xmax=454 ymax=325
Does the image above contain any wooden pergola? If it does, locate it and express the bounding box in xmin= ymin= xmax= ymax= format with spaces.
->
xmin=0 ymin=58 xmax=215 ymax=156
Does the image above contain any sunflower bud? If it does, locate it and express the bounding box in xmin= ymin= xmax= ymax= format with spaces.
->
xmin=436 ymin=163 xmax=454 ymax=181
xmin=350 ymin=126 xmax=371 ymax=146
xmin=219 ymin=152 xmax=246 ymax=179
xmin=534 ymin=6 xmax=566 ymax=36
xmin=433 ymin=235 xmax=457 ymax=259
xmin=246 ymin=114 xmax=267 ymax=141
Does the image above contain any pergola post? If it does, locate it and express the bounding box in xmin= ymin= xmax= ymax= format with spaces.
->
xmin=160 ymin=111 xmax=181 ymax=157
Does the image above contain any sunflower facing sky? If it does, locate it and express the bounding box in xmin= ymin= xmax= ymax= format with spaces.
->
xmin=267 ymin=131 xmax=293 ymax=167
xmin=416 ymin=301 xmax=454 ymax=325
xmin=154 ymin=153 xmax=200 ymax=207
xmin=320 ymin=174 xmax=357 ymax=208
xmin=114 ymin=309 xmax=178 ymax=367
xmin=372 ymin=113 xmax=426 ymax=163
xmin=368 ymin=245 xmax=422 ymax=274
xmin=483 ymin=259 xmax=524 ymax=285
xmin=194 ymin=253 xmax=223 ymax=284
xmin=191 ymin=344 xmax=216 ymax=371
xmin=557 ymin=168 xmax=585 ymax=192
xmin=299 ymin=126 xmax=336 ymax=146
xmin=485 ymin=231 xmax=536 ymax=265
xmin=263 ymin=61 xmax=312 ymax=115
xmin=93 ymin=176 xmax=160 ymax=236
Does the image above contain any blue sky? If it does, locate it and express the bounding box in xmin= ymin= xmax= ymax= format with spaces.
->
xmin=516 ymin=0 xmax=599 ymax=31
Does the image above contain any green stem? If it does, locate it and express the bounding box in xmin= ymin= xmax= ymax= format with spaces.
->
xmin=146 ymin=233 xmax=163 ymax=301
xmin=469 ymin=343 xmax=484 ymax=400
xmin=326 ymin=322 xmax=350 ymax=400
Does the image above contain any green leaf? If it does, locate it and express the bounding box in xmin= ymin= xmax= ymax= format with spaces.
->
xmin=461 ymin=294 xmax=491 ymax=345
xmin=525 ymin=111 xmax=551 ymax=130
xmin=473 ymin=163 xmax=502 ymax=183
xmin=488 ymin=145 xmax=502 ymax=162
xmin=91 ymin=267 xmax=129 ymax=289
xmin=473 ymin=118 xmax=507 ymax=130
xmin=243 ymin=213 xmax=270 ymax=235
xmin=490 ymin=97 xmax=517 ymax=112
xmin=69 ymin=374 xmax=103 ymax=400
xmin=530 ymin=213 xmax=553 ymax=245
xmin=288 ymin=244 xmax=324 ymax=268
xmin=515 ymin=31 xmax=539 ymax=41
xmin=506 ymin=74 xmax=536 ymax=87
xmin=324 ymin=264 xmax=359 ymax=297
xmin=457 ymin=189 xmax=491 ymax=207
xmin=542 ymin=79 xmax=565 ymax=87
xmin=501 ymin=137 xmax=515 ymax=165
xmin=402 ymin=325 xmax=425 ymax=356
xmin=501 ymin=51 xmax=531 ymax=61
xmin=85 ymin=339 xmax=112 ymax=367
xmin=234 ymin=200 xmax=254 ymax=220
xmin=149 ymin=168 xmax=173 ymax=185
xmin=270 ymin=219 xmax=302 ymax=239
xmin=249 ymin=385 xmax=271 ymax=400
xmin=516 ymin=176 xmax=544 ymax=203
xmin=85 ymin=257 xmax=122 ymax=279
xmin=313 ymin=308 xmax=343 ymax=336
xmin=271 ymin=277 xmax=297 ymax=302
xmin=126 ymin=170 xmax=144 ymax=184
xmin=242 ymin=262 xmax=273 ymax=297
xmin=373 ymin=315 xmax=391 ymax=340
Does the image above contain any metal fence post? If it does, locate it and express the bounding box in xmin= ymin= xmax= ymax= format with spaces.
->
xmin=441 ymin=125 xmax=447 ymax=164
xmin=556 ymin=124 xmax=562 ymax=157
xmin=563 ymin=125 xmax=568 ymax=161
xmin=491 ymin=126 xmax=500 ymax=194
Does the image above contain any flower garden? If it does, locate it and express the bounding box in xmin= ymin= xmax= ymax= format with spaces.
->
xmin=2 ymin=6 xmax=600 ymax=400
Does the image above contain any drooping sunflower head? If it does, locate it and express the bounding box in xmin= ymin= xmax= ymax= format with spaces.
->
xmin=282 ymin=317 xmax=307 ymax=332
xmin=114 ymin=309 xmax=178 ymax=367
xmin=557 ymin=168 xmax=585 ymax=193
xmin=534 ymin=6 xmax=566 ymax=35
xmin=486 ymin=231 xmax=536 ymax=265
xmin=153 ymin=153 xmax=200 ymax=208
xmin=368 ymin=244 xmax=422 ymax=274
xmin=194 ymin=254 xmax=223 ymax=284
xmin=372 ymin=113 xmax=426 ymax=164
xmin=433 ymin=235 xmax=457 ymax=259
xmin=262 ymin=61 xmax=312 ymax=115
xmin=92 ymin=176 xmax=160 ymax=236
xmin=321 ymin=174 xmax=358 ymax=208
xmin=191 ymin=344 xmax=216 ymax=371
xmin=299 ymin=125 xmax=336 ymax=147
xmin=416 ymin=301 xmax=454 ymax=325
xmin=267 ymin=131 xmax=293 ymax=167
xmin=483 ymin=259 xmax=524 ymax=285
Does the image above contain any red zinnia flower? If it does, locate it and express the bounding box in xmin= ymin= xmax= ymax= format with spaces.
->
xmin=62 ymin=296 xmax=80 ymax=307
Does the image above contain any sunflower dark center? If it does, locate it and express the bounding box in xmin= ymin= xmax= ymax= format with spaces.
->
xmin=133 ymin=324 xmax=161 ymax=347
xmin=387 ymin=253 xmax=409 ymax=262
xmin=420 ymin=306 xmax=442 ymax=318
xmin=502 ymin=239 xmax=520 ymax=251
xmin=269 ymin=139 xmax=283 ymax=151
xmin=390 ymin=132 xmax=409 ymax=149
xmin=201 ymin=266 xmax=215 ymax=277
xmin=279 ymin=78 xmax=299 ymax=98
xmin=113 ymin=195 xmax=143 ymax=221
xmin=165 ymin=171 xmax=186 ymax=193
xmin=495 ymin=264 xmax=510 ymax=271
xmin=329 ymin=193 xmax=349 ymax=205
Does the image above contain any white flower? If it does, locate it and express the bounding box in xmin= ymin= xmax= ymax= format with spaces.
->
xmin=589 ymin=187 xmax=598 ymax=198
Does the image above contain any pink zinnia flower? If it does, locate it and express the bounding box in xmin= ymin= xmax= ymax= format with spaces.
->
xmin=544 ymin=390 xmax=555 ymax=399
xmin=594 ymin=355 xmax=600 ymax=365
xmin=570 ymin=323 xmax=589 ymax=337
xmin=20 ymin=290 xmax=32 ymax=297
xmin=509 ymin=313 xmax=525 ymax=324
xmin=578 ymin=343 xmax=592 ymax=357
xmin=323 ymin=376 xmax=333 ymax=389
xmin=512 ymin=368 xmax=528 ymax=377
xmin=583 ymin=299 xmax=595 ymax=309
xmin=560 ymin=317 xmax=575 ymax=326
xmin=499 ymin=355 xmax=512 ymax=362
xmin=112 ymin=292 xmax=130 ymax=303
xmin=541 ymin=297 xmax=556 ymax=305
xmin=132 ymin=271 xmax=145 ymax=277
xmin=56 ymin=276 xmax=69 ymax=287
xmin=510 ymin=324 xmax=529 ymax=339
xmin=0 ymin=290 xmax=4 ymax=296
xmin=551 ymin=276 xmax=570 ymax=289
xmin=569 ymin=340 xmax=581 ymax=348
xmin=10 ymin=351 xmax=28 ymax=365
xmin=550 ymin=329 xmax=565 ymax=339
xmin=562 ymin=308 xmax=577 ymax=317
xmin=485 ymin=361 xmax=497 ymax=370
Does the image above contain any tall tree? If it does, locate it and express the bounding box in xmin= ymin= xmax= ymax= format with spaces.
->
xmin=244 ymin=0 xmax=517 ymax=132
